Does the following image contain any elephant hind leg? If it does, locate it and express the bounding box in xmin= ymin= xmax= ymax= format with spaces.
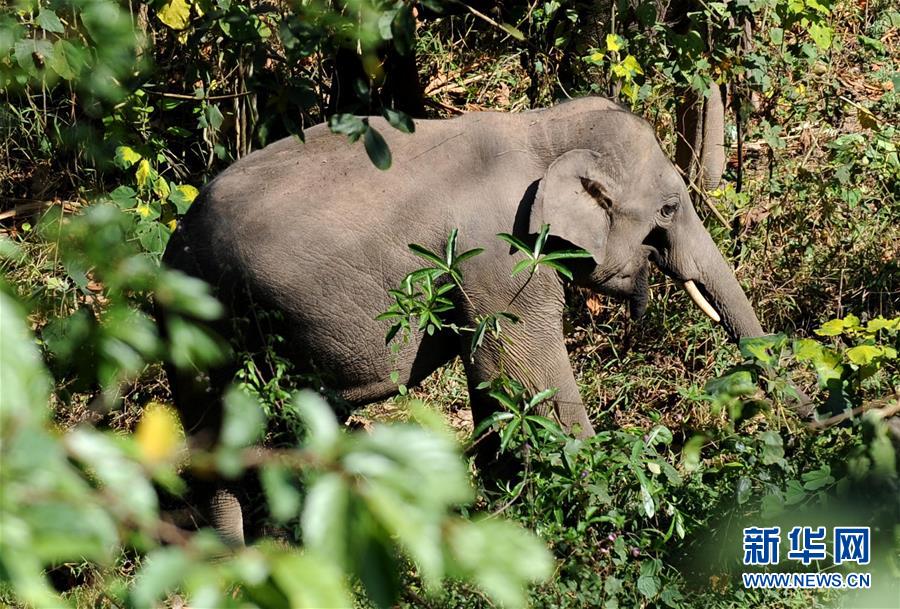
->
xmin=675 ymin=84 xmax=727 ymax=192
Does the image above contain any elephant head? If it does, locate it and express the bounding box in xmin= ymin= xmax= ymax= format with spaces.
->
xmin=529 ymin=127 xmax=764 ymax=342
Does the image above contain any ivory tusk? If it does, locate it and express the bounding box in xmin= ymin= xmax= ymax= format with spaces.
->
xmin=683 ymin=280 xmax=721 ymax=323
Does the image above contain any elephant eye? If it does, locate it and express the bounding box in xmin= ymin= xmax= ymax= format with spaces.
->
xmin=659 ymin=202 xmax=678 ymax=220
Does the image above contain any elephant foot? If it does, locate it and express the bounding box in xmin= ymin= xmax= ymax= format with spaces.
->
xmin=210 ymin=487 xmax=246 ymax=549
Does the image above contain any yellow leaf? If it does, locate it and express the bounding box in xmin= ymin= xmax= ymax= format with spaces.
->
xmin=866 ymin=316 xmax=900 ymax=333
xmin=814 ymin=318 xmax=845 ymax=336
xmin=167 ymin=219 xmax=178 ymax=231
xmin=154 ymin=177 xmax=170 ymax=200
xmin=857 ymin=106 xmax=878 ymax=130
xmin=622 ymin=55 xmax=643 ymax=75
xmin=136 ymin=204 xmax=151 ymax=218
xmin=588 ymin=51 xmax=605 ymax=64
xmin=843 ymin=314 xmax=860 ymax=326
xmin=174 ymin=184 xmax=199 ymax=204
xmin=135 ymin=402 xmax=184 ymax=464
xmin=115 ymin=145 xmax=141 ymax=168
xmin=846 ymin=345 xmax=882 ymax=366
xmin=157 ymin=0 xmax=192 ymax=31
xmin=606 ymin=33 xmax=622 ymax=52
xmin=135 ymin=159 xmax=151 ymax=189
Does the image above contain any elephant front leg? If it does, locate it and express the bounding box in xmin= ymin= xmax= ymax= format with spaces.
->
xmin=461 ymin=326 xmax=594 ymax=469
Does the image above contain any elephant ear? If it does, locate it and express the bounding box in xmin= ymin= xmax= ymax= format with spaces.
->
xmin=529 ymin=148 xmax=617 ymax=263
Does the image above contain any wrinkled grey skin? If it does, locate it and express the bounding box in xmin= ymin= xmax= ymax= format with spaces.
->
xmin=163 ymin=97 xmax=765 ymax=544
xmin=676 ymin=85 xmax=727 ymax=191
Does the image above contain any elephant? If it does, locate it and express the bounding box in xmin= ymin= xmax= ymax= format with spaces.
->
xmin=162 ymin=96 xmax=767 ymax=545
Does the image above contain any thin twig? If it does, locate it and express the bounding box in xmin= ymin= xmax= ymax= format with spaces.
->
xmin=809 ymin=395 xmax=900 ymax=430
xmin=685 ymin=179 xmax=731 ymax=229
xmin=0 ymin=199 xmax=80 ymax=222
xmin=144 ymin=89 xmax=255 ymax=102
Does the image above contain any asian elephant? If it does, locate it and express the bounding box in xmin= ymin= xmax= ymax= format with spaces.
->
xmin=162 ymin=96 xmax=766 ymax=545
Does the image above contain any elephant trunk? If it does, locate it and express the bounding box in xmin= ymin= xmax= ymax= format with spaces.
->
xmin=664 ymin=208 xmax=764 ymax=342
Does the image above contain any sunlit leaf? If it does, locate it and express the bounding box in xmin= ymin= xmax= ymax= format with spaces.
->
xmin=606 ymin=33 xmax=622 ymax=52
xmin=135 ymin=402 xmax=184 ymax=465
xmin=846 ymin=344 xmax=883 ymax=366
xmin=157 ymin=0 xmax=192 ymax=30
xmin=294 ymin=390 xmax=340 ymax=454
xmin=114 ymin=145 xmax=141 ymax=169
xmin=169 ymin=184 xmax=200 ymax=214
xmin=135 ymin=159 xmax=152 ymax=189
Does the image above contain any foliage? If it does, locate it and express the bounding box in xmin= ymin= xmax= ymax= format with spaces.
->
xmin=0 ymin=281 xmax=553 ymax=607
xmin=378 ymin=231 xmax=898 ymax=608
xmin=2 ymin=0 xmax=899 ymax=607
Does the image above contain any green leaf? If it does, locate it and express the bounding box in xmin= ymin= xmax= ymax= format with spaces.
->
xmin=801 ymin=466 xmax=835 ymax=491
xmin=221 ymin=388 xmax=264 ymax=449
xmin=261 ymin=465 xmax=301 ymax=523
xmin=496 ymin=232 xmax=533 ymax=255
xmin=66 ymin=429 xmax=158 ymax=527
xmin=510 ymin=258 xmax=534 ymax=277
xmin=131 ymin=548 xmax=191 ymax=607
xmin=408 ymin=243 xmax=448 ymax=269
xmin=270 ymin=551 xmax=353 ymax=609
xmin=808 ymin=23 xmax=833 ymax=50
xmin=204 ymin=104 xmax=224 ymax=131
xmin=0 ymin=290 xmax=52 ymax=420
xmin=364 ymin=125 xmax=392 ymax=170
xmin=528 ymin=387 xmax=559 ymax=408
xmin=135 ymin=158 xmax=152 ymax=189
xmin=136 ymin=221 xmax=171 ymax=256
xmin=538 ymin=259 xmax=574 ymax=279
xmin=637 ymin=572 xmax=659 ymax=599
xmin=14 ymin=38 xmax=54 ymax=74
xmin=294 ymin=390 xmax=340 ymax=455
xmin=646 ymin=425 xmax=673 ymax=446
xmin=759 ymin=430 xmax=785 ymax=466
xmin=329 ymin=113 xmax=367 ymax=141
xmin=736 ymin=476 xmax=752 ymax=504
xmin=383 ymin=107 xmax=415 ymax=133
xmin=500 ymin=23 xmax=525 ymax=41
xmin=524 ymin=415 xmax=564 ymax=439
xmin=37 ymin=10 xmax=65 ymax=34
xmin=866 ymin=316 xmax=899 ymax=334
xmin=107 ymin=185 xmax=137 ymax=208
xmin=739 ymin=334 xmax=786 ymax=365
xmin=639 ymin=480 xmax=655 ymax=517
xmin=769 ymin=28 xmax=784 ymax=45
xmin=169 ymin=184 xmax=199 ymax=214
xmin=390 ymin=6 xmax=416 ymax=55
xmin=540 ymin=249 xmax=593 ymax=261
xmin=155 ymin=270 xmax=223 ymax=320
xmin=114 ymin=145 xmax=142 ymax=169
xmin=157 ymin=0 xmax=192 ymax=30
xmin=301 ymin=473 xmax=349 ymax=569
xmin=454 ymin=247 xmax=484 ymax=265
xmin=815 ymin=318 xmax=846 ymax=336
xmin=846 ymin=344 xmax=883 ymax=366
xmin=446 ymin=518 xmax=553 ymax=608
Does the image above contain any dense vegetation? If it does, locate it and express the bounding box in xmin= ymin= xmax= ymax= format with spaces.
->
xmin=1 ymin=0 xmax=898 ymax=608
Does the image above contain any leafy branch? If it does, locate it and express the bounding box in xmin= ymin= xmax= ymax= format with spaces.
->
xmin=497 ymin=223 xmax=592 ymax=280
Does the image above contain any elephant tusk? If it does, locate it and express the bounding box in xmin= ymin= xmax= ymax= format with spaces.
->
xmin=683 ymin=280 xmax=721 ymax=323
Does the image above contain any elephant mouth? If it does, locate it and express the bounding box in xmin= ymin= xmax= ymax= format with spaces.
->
xmin=592 ymin=260 xmax=651 ymax=319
